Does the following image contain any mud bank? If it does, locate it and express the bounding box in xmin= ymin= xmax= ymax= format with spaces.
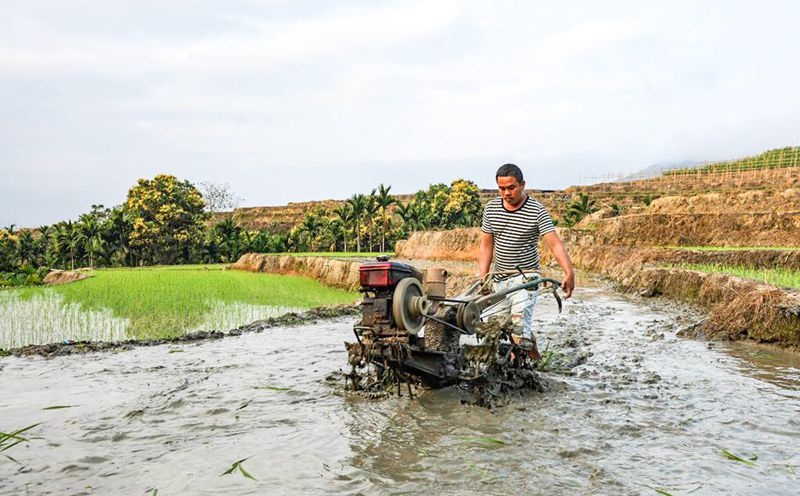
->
xmin=5 ymin=304 xmax=359 ymax=358
xmin=395 ymin=228 xmax=481 ymax=261
xmin=43 ymin=269 xmax=90 ymax=285
xmin=231 ymin=253 xmax=362 ymax=290
xmin=545 ymin=243 xmax=800 ymax=348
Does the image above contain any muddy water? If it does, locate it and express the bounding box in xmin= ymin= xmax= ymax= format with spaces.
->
xmin=2 ymin=285 xmax=799 ymax=495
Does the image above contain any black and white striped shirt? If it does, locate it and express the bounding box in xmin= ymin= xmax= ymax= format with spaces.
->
xmin=481 ymin=195 xmax=556 ymax=278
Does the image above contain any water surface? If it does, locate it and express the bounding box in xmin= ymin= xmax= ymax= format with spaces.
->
xmin=2 ymin=286 xmax=798 ymax=495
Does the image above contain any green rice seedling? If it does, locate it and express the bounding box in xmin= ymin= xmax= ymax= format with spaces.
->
xmin=220 ymin=457 xmax=257 ymax=480
xmin=667 ymin=264 xmax=800 ymax=290
xmin=2 ymin=266 xmax=359 ymax=346
xmin=458 ymin=436 xmax=509 ymax=446
xmin=1 ymin=423 xmax=39 ymax=463
xmin=254 ymin=385 xmax=290 ymax=391
xmin=721 ymin=448 xmax=757 ymax=466
xmin=0 ymin=291 xmax=129 ymax=349
xmin=192 ymin=301 xmax=303 ymax=332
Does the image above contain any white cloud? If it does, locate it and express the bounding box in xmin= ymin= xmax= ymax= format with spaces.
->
xmin=2 ymin=1 xmax=800 ymax=226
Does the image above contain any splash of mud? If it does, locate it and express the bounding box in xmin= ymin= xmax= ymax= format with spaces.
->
xmin=337 ymin=316 xmax=567 ymax=410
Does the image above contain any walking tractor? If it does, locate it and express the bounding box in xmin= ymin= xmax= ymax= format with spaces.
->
xmin=344 ymin=256 xmax=563 ymax=402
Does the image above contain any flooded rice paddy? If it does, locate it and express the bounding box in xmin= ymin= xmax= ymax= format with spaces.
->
xmin=2 ymin=284 xmax=799 ymax=495
xmin=0 ymin=290 xmax=301 ymax=349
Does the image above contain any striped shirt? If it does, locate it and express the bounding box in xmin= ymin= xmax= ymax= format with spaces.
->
xmin=481 ymin=195 xmax=556 ymax=278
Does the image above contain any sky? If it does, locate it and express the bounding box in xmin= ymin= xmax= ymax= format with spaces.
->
xmin=2 ymin=0 xmax=799 ymax=227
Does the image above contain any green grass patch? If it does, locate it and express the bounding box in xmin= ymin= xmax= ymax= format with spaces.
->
xmin=667 ymin=263 xmax=800 ymax=289
xmin=8 ymin=265 xmax=358 ymax=342
xmin=276 ymin=252 xmax=392 ymax=258
xmin=664 ymin=146 xmax=800 ymax=175
xmin=666 ymin=246 xmax=800 ymax=252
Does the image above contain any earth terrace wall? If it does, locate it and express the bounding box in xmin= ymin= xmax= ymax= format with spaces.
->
xmin=231 ymin=253 xmax=361 ymax=291
xmin=543 ymin=239 xmax=800 ymax=349
xmin=395 ymin=228 xmax=482 ymax=262
xmin=582 ymin=212 xmax=800 ymax=247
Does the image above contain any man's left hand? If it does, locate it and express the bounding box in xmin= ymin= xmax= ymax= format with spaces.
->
xmin=561 ymin=273 xmax=575 ymax=299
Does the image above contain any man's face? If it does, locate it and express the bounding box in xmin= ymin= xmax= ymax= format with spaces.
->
xmin=496 ymin=176 xmax=526 ymax=207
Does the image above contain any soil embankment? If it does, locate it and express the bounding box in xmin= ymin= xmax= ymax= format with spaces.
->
xmin=549 ymin=241 xmax=800 ymax=348
xmin=395 ymin=228 xmax=482 ymax=262
xmin=231 ymin=253 xmax=362 ymax=290
xmin=43 ymin=269 xmax=90 ymax=285
xmin=231 ymin=253 xmax=479 ymax=296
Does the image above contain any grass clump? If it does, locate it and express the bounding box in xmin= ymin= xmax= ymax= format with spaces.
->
xmin=3 ymin=265 xmax=358 ymax=346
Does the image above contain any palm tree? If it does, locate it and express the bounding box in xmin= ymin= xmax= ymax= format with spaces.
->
xmin=333 ymin=204 xmax=354 ymax=252
xmin=215 ymin=217 xmax=242 ymax=262
xmin=565 ymin=193 xmax=597 ymax=226
xmin=346 ymin=194 xmax=367 ymax=252
xmin=79 ymin=214 xmax=102 ymax=268
xmin=56 ymin=221 xmax=84 ymax=270
xmin=376 ymin=184 xmax=395 ymax=251
xmin=394 ymin=201 xmax=413 ymax=224
xmin=17 ymin=230 xmax=36 ymax=266
xmin=364 ymin=189 xmax=378 ymax=252
xmin=298 ymin=212 xmax=323 ymax=252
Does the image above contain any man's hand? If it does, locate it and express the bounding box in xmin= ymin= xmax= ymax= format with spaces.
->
xmin=561 ymin=272 xmax=575 ymax=299
xmin=542 ymin=231 xmax=575 ymax=300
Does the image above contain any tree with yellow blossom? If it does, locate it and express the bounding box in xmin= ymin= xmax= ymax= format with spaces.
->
xmin=123 ymin=174 xmax=208 ymax=265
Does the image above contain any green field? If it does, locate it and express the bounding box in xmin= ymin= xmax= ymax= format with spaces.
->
xmin=666 ymin=246 xmax=800 ymax=252
xmin=664 ymin=146 xmax=800 ymax=175
xmin=0 ymin=265 xmax=358 ymax=350
xmin=669 ymin=263 xmax=800 ymax=289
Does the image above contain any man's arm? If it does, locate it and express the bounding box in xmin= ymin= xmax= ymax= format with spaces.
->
xmin=478 ymin=232 xmax=494 ymax=278
xmin=542 ymin=231 xmax=575 ymax=299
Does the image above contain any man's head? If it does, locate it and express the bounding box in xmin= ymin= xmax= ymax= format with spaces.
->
xmin=495 ymin=163 xmax=526 ymax=207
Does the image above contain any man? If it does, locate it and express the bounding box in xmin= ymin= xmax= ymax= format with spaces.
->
xmin=478 ymin=163 xmax=575 ymax=360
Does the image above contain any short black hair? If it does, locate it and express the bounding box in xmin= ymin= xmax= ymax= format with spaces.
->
xmin=496 ymin=163 xmax=524 ymax=183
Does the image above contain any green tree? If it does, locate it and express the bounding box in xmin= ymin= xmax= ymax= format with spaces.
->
xmin=375 ymin=184 xmax=396 ymax=251
xmin=564 ymin=193 xmax=597 ymax=227
xmin=17 ymin=231 xmax=36 ymax=266
xmin=123 ymin=174 xmax=209 ymax=265
xmin=0 ymin=228 xmax=20 ymax=273
xmin=333 ymin=204 xmax=354 ymax=252
xmin=346 ymin=194 xmax=367 ymax=252
xmin=444 ymin=179 xmax=481 ymax=227
xmin=79 ymin=214 xmax=103 ymax=268
xmin=296 ymin=210 xmax=324 ymax=252
xmin=364 ymin=190 xmax=379 ymax=252
xmin=214 ymin=217 xmax=244 ymax=262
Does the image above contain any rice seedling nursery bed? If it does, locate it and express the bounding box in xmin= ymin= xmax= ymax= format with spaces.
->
xmin=668 ymin=263 xmax=800 ymax=290
xmin=0 ymin=265 xmax=358 ymax=350
xmin=667 ymin=246 xmax=800 ymax=252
